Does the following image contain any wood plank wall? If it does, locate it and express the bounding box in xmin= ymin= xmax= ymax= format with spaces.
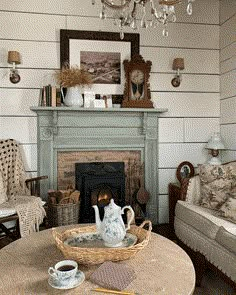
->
xmin=0 ymin=0 xmax=222 ymax=223
xmin=220 ymin=0 xmax=236 ymax=162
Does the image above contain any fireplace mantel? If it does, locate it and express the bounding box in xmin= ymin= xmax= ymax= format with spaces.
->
xmin=31 ymin=106 xmax=167 ymax=224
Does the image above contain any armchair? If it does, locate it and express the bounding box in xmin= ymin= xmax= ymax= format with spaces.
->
xmin=0 ymin=139 xmax=48 ymax=240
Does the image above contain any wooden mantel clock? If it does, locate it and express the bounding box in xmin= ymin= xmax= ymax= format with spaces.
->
xmin=122 ymin=54 xmax=153 ymax=108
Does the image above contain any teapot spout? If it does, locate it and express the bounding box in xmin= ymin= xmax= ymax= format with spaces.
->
xmin=92 ymin=205 xmax=101 ymax=233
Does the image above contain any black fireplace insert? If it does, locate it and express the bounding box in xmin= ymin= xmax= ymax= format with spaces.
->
xmin=75 ymin=162 xmax=126 ymax=223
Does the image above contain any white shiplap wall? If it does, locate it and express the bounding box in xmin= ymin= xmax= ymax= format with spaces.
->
xmin=0 ymin=0 xmax=220 ymax=223
xmin=220 ymin=0 xmax=236 ymax=162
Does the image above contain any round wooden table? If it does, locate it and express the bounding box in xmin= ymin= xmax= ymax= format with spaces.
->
xmin=0 ymin=225 xmax=195 ymax=294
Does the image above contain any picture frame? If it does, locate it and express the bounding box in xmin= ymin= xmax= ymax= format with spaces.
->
xmin=122 ymin=54 xmax=153 ymax=108
xmin=83 ymin=91 xmax=96 ymax=108
xmin=100 ymin=94 xmax=113 ymax=108
xmin=60 ymin=30 xmax=139 ymax=96
xmin=176 ymin=161 xmax=195 ymax=183
xmin=94 ymin=99 xmax=106 ymax=108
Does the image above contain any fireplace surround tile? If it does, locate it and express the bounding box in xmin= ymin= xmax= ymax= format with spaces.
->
xmin=57 ymin=150 xmax=141 ymax=198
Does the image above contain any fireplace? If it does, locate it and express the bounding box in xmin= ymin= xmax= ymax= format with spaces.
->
xmin=75 ymin=162 xmax=126 ymax=223
xmin=31 ymin=107 xmax=167 ymax=224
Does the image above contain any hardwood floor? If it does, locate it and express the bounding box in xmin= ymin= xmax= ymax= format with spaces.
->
xmin=0 ymin=236 xmax=13 ymax=249
xmin=152 ymin=223 xmax=173 ymax=239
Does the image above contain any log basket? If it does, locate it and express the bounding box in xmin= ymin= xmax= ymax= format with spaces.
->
xmin=47 ymin=197 xmax=80 ymax=227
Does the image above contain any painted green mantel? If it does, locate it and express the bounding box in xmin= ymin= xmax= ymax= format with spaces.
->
xmin=31 ymin=107 xmax=167 ymax=224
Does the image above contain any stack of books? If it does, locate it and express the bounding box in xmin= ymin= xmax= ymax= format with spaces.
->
xmin=39 ymin=85 xmax=62 ymax=106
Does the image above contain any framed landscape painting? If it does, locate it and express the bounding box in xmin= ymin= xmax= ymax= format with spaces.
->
xmin=60 ymin=30 xmax=139 ymax=95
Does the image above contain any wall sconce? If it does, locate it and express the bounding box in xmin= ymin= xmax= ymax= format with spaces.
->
xmin=205 ymin=132 xmax=226 ymax=165
xmin=8 ymin=51 xmax=21 ymax=84
xmin=171 ymin=58 xmax=184 ymax=87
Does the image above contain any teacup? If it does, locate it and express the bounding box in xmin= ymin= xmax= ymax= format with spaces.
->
xmin=48 ymin=260 xmax=78 ymax=286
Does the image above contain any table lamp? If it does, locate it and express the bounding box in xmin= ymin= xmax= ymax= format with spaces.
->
xmin=205 ymin=132 xmax=225 ymax=165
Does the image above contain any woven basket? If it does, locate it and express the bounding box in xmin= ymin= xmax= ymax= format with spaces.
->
xmin=52 ymin=220 xmax=152 ymax=265
xmin=48 ymin=201 xmax=80 ymax=227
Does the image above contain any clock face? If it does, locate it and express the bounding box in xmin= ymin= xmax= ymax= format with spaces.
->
xmin=130 ymin=70 xmax=144 ymax=85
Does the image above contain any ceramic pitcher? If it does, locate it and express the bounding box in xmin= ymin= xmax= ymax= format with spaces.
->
xmin=61 ymin=87 xmax=83 ymax=107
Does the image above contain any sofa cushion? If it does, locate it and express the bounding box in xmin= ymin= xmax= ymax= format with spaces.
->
xmin=0 ymin=200 xmax=46 ymax=218
xmin=175 ymin=200 xmax=235 ymax=239
xmin=219 ymin=194 xmax=236 ymax=224
xmin=215 ymin=226 xmax=236 ymax=255
xmin=198 ymin=163 xmax=236 ymax=210
xmin=0 ymin=208 xmax=16 ymax=218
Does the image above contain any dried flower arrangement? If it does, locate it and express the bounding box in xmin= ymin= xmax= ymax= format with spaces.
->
xmin=55 ymin=64 xmax=93 ymax=88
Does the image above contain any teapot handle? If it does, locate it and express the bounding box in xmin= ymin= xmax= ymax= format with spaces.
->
xmin=121 ymin=205 xmax=135 ymax=231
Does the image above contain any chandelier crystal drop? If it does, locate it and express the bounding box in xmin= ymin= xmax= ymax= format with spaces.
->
xmin=92 ymin=0 xmax=195 ymax=39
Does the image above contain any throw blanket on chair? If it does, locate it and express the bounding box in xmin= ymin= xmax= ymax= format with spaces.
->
xmin=0 ymin=139 xmax=46 ymax=237
xmin=0 ymin=196 xmax=46 ymax=237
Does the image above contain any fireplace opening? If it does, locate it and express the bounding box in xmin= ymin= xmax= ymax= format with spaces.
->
xmin=75 ymin=162 xmax=126 ymax=223
xmin=92 ymin=185 xmax=113 ymax=207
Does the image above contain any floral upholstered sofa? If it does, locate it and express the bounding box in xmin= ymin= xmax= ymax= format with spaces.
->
xmin=172 ymin=161 xmax=236 ymax=290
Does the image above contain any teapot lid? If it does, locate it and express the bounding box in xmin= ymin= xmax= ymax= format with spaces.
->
xmin=108 ymin=199 xmax=120 ymax=210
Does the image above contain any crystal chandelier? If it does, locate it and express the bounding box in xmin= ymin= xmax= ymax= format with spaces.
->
xmin=92 ymin=0 xmax=195 ymax=39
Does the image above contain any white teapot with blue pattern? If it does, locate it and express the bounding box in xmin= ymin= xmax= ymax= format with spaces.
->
xmin=93 ymin=199 xmax=135 ymax=247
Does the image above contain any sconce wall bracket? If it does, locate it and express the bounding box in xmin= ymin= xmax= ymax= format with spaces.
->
xmin=171 ymin=75 xmax=181 ymax=87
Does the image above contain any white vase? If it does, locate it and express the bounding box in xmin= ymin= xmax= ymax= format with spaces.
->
xmin=63 ymin=87 xmax=83 ymax=107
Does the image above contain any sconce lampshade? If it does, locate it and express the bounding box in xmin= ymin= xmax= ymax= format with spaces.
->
xmin=172 ymin=58 xmax=184 ymax=70
xmin=8 ymin=51 xmax=21 ymax=64
xmin=206 ymin=132 xmax=225 ymax=150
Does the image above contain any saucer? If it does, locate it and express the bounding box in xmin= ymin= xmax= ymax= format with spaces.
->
xmin=114 ymin=233 xmax=138 ymax=248
xmin=48 ymin=270 xmax=85 ymax=290
xmin=64 ymin=232 xmax=137 ymax=248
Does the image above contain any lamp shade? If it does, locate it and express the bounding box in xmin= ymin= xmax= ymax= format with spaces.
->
xmin=172 ymin=58 xmax=184 ymax=70
xmin=206 ymin=132 xmax=225 ymax=150
xmin=8 ymin=51 xmax=21 ymax=64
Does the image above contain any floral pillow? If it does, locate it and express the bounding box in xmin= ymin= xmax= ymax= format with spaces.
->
xmin=198 ymin=164 xmax=236 ymax=210
xmin=218 ymin=186 xmax=236 ymax=224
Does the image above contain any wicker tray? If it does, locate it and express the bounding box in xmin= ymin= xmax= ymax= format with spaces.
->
xmin=52 ymin=220 xmax=152 ymax=265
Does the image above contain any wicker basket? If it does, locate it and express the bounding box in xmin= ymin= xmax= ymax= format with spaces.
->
xmin=52 ymin=220 xmax=152 ymax=265
xmin=48 ymin=201 xmax=80 ymax=227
